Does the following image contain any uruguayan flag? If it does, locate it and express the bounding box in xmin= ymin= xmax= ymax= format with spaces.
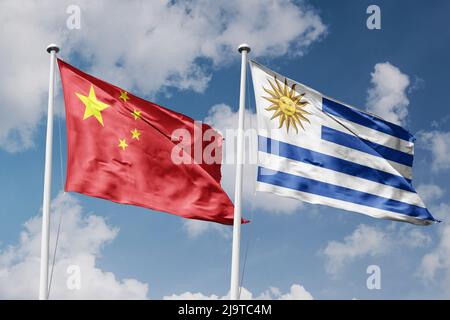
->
xmin=250 ymin=60 xmax=437 ymax=225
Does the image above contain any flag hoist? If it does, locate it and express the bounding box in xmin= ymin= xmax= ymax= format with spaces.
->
xmin=39 ymin=44 xmax=59 ymax=300
xmin=230 ymin=43 xmax=251 ymax=300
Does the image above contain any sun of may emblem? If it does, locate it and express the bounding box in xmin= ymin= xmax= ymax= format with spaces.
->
xmin=262 ymin=77 xmax=310 ymax=133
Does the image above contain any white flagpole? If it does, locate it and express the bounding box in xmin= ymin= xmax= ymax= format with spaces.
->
xmin=230 ymin=43 xmax=250 ymax=300
xmin=39 ymin=44 xmax=60 ymax=300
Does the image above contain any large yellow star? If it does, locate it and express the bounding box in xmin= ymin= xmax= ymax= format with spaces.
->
xmin=75 ymin=85 xmax=110 ymax=126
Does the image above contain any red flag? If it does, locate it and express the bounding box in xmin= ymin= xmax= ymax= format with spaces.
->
xmin=58 ymin=59 xmax=238 ymax=225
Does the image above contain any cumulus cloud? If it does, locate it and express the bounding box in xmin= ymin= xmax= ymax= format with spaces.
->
xmin=322 ymin=224 xmax=388 ymax=275
xmin=416 ymin=184 xmax=444 ymax=204
xmin=163 ymin=283 xmax=313 ymax=300
xmin=0 ymin=193 xmax=148 ymax=299
xmin=0 ymin=0 xmax=326 ymax=152
xmin=322 ymin=224 xmax=431 ymax=276
xmin=419 ymin=220 xmax=450 ymax=296
xmin=258 ymin=284 xmax=313 ymax=300
xmin=417 ymin=130 xmax=450 ymax=171
xmin=0 ymin=1 xmax=67 ymax=152
xmin=0 ymin=191 xmax=313 ymax=299
xmin=164 ymin=291 xmax=221 ymax=300
xmin=183 ymin=219 xmax=231 ymax=239
xmin=366 ymin=62 xmax=411 ymax=125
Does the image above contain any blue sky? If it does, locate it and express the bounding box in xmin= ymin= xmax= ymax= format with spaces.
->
xmin=1 ymin=0 xmax=450 ymax=299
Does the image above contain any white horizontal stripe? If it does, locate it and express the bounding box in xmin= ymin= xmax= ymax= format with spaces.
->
xmin=261 ymin=131 xmax=412 ymax=180
xmin=256 ymin=182 xmax=433 ymax=226
xmin=258 ymin=152 xmax=424 ymax=207
xmin=322 ymin=138 xmax=412 ymax=178
xmin=319 ymin=113 xmax=414 ymax=155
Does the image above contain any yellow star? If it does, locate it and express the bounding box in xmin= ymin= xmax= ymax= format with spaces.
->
xmin=131 ymin=109 xmax=141 ymax=120
xmin=131 ymin=128 xmax=141 ymax=140
xmin=119 ymin=90 xmax=129 ymax=102
xmin=118 ymin=138 xmax=128 ymax=150
xmin=75 ymin=85 xmax=110 ymax=126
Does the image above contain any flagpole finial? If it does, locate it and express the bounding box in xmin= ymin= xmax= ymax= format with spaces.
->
xmin=46 ymin=44 xmax=60 ymax=54
xmin=238 ymin=43 xmax=251 ymax=53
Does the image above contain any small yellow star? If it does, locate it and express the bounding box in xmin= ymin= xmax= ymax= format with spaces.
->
xmin=119 ymin=90 xmax=129 ymax=102
xmin=131 ymin=128 xmax=141 ymax=140
xmin=131 ymin=109 xmax=141 ymax=120
xmin=75 ymin=85 xmax=110 ymax=126
xmin=118 ymin=138 xmax=128 ymax=150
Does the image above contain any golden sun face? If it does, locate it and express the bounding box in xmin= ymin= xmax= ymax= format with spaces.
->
xmin=262 ymin=77 xmax=310 ymax=133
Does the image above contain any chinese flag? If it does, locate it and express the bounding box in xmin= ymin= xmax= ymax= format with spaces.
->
xmin=58 ymin=59 xmax=238 ymax=225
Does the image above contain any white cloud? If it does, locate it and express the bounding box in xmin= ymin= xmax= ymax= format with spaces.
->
xmin=322 ymin=224 xmax=431 ymax=276
xmin=0 ymin=193 xmax=148 ymax=299
xmin=416 ymin=184 xmax=444 ymax=204
xmin=366 ymin=62 xmax=411 ymax=125
xmin=417 ymin=130 xmax=450 ymax=171
xmin=430 ymin=203 xmax=450 ymax=219
xmin=163 ymin=283 xmax=313 ymax=300
xmin=164 ymin=287 xmax=253 ymax=300
xmin=164 ymin=291 xmax=221 ymax=300
xmin=0 ymin=1 xmax=67 ymax=152
xmin=418 ymin=220 xmax=450 ymax=295
xmin=261 ymin=284 xmax=313 ymax=300
xmin=322 ymin=224 xmax=388 ymax=275
xmin=183 ymin=219 xmax=231 ymax=239
xmin=0 ymin=0 xmax=326 ymax=152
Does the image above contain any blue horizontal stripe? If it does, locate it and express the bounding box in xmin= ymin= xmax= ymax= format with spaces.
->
xmin=257 ymin=167 xmax=435 ymax=221
xmin=258 ymin=136 xmax=414 ymax=192
xmin=322 ymin=98 xmax=414 ymax=142
xmin=321 ymin=126 xmax=413 ymax=167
